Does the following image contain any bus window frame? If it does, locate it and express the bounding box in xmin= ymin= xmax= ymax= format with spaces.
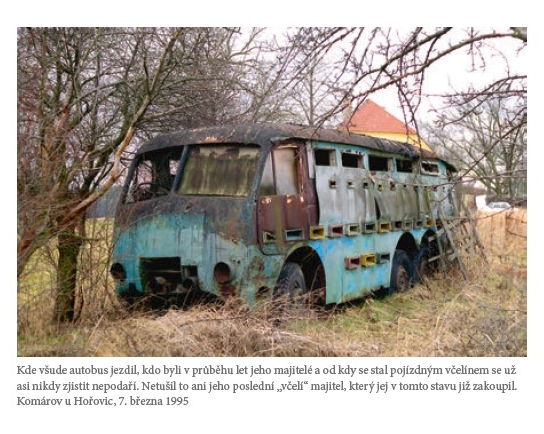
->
xmin=177 ymin=144 xmax=261 ymax=198
xmin=368 ymin=154 xmax=393 ymax=173
xmin=421 ymin=160 xmax=440 ymax=176
xmin=124 ymin=148 xmax=183 ymax=204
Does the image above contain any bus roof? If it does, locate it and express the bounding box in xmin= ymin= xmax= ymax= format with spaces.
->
xmin=136 ymin=123 xmax=455 ymax=170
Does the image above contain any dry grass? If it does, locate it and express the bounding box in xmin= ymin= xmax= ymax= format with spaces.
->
xmin=17 ymin=210 xmax=527 ymax=357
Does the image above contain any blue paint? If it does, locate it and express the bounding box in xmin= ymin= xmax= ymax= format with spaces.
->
xmin=110 ymin=123 xmax=459 ymax=307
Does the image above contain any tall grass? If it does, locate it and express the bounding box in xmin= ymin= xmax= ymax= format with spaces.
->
xmin=17 ymin=210 xmax=527 ymax=357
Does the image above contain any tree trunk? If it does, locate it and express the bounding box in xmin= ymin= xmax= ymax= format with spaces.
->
xmin=54 ymin=219 xmax=83 ymax=322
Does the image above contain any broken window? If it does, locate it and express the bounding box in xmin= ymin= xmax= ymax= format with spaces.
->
xmin=314 ymin=148 xmax=336 ymax=166
xmin=368 ymin=155 xmax=391 ymax=172
xmin=126 ymin=148 xmax=182 ymax=203
xmin=178 ymin=145 xmax=260 ymax=197
xmin=341 ymin=152 xmax=364 ymax=168
xmin=421 ymin=160 xmax=440 ymax=175
xmin=396 ymin=158 xmax=413 ymax=173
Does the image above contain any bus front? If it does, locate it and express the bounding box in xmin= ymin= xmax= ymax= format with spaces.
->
xmin=110 ymin=137 xmax=264 ymax=306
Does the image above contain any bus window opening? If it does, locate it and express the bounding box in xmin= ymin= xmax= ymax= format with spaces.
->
xmin=126 ymin=148 xmax=182 ymax=203
xmin=259 ymin=147 xmax=300 ymax=196
xmin=368 ymin=155 xmax=391 ymax=172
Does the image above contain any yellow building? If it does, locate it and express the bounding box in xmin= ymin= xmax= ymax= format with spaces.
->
xmin=339 ymin=99 xmax=433 ymax=152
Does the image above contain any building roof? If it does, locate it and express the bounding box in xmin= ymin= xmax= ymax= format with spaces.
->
xmin=343 ymin=99 xmax=417 ymax=135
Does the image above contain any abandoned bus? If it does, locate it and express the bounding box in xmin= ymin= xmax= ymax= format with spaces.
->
xmin=110 ymin=123 xmax=458 ymax=307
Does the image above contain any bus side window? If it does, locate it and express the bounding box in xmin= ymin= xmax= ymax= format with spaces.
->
xmin=341 ymin=152 xmax=364 ymax=169
xmin=137 ymin=160 xmax=153 ymax=185
xmin=259 ymin=153 xmax=275 ymax=195
xmin=421 ymin=161 xmax=440 ymax=175
xmin=274 ymin=148 xmax=299 ymax=195
xmin=315 ymin=148 xmax=336 ymax=166
xmin=259 ymin=147 xmax=299 ymax=195
xmin=126 ymin=150 xmax=180 ymax=202
xmin=396 ymin=158 xmax=413 ymax=173
xmin=368 ymin=155 xmax=391 ymax=172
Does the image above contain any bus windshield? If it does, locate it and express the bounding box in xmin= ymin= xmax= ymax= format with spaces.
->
xmin=178 ymin=145 xmax=260 ymax=197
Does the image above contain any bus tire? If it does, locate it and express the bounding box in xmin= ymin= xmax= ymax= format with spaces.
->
xmin=273 ymin=262 xmax=307 ymax=320
xmin=274 ymin=262 xmax=306 ymax=299
xmin=414 ymin=243 xmax=439 ymax=283
xmin=413 ymin=244 xmax=430 ymax=283
xmin=389 ymin=249 xmax=413 ymax=294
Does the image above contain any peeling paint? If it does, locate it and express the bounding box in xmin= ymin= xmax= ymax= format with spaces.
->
xmin=111 ymin=123 xmax=458 ymax=307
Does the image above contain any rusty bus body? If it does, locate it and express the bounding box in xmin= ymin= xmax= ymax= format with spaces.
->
xmin=110 ymin=123 xmax=458 ymax=307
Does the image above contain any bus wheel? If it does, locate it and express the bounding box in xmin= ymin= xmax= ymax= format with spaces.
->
xmin=413 ymin=244 xmax=430 ymax=283
xmin=414 ymin=243 xmax=440 ymax=284
xmin=273 ymin=262 xmax=307 ymax=319
xmin=275 ymin=262 xmax=306 ymax=299
xmin=389 ymin=250 xmax=413 ymax=294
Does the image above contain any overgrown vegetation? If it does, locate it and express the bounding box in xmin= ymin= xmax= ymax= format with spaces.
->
xmin=17 ymin=28 xmax=526 ymax=323
xmin=17 ymin=209 xmax=527 ymax=357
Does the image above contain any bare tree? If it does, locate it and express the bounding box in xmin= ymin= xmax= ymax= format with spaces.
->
xmin=424 ymin=97 xmax=527 ymax=200
xmin=17 ymin=27 xmax=268 ymax=321
xmin=281 ymin=27 xmax=527 ymax=204
xmin=284 ymin=27 xmax=526 ymax=133
xmin=18 ymin=27 xmax=527 ymax=322
xmin=286 ymin=33 xmax=349 ymax=127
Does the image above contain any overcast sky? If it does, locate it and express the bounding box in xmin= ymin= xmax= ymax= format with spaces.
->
xmin=370 ymin=32 xmax=526 ymax=122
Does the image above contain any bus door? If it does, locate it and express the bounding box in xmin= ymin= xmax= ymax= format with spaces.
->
xmin=257 ymin=142 xmax=317 ymax=255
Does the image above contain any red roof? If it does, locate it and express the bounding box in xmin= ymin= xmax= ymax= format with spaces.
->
xmin=343 ymin=100 xmax=416 ymax=135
